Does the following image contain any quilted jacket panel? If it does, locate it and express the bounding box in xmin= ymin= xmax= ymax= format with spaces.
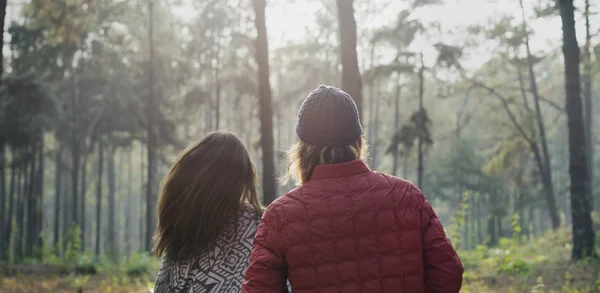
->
xmin=243 ymin=160 xmax=463 ymax=293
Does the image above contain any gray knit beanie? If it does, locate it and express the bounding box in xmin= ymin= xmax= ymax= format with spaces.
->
xmin=295 ymin=85 xmax=362 ymax=147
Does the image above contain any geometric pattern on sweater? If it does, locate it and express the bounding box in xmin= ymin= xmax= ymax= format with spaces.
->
xmin=153 ymin=205 xmax=261 ymax=293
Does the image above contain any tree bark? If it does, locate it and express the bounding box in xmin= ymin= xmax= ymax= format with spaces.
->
xmin=252 ymin=0 xmax=277 ymax=205
xmin=3 ymin=162 xmax=16 ymax=260
xmin=402 ymin=149 xmax=409 ymax=179
xmin=53 ymin=141 xmax=63 ymax=249
xmin=367 ymin=47 xmax=375 ymax=166
xmin=71 ymin=143 xmax=80 ymax=231
xmin=583 ymin=0 xmax=594 ymax=210
xmin=95 ymin=141 xmax=104 ymax=257
xmin=372 ymin=86 xmax=381 ymax=169
xmin=476 ymin=194 xmax=482 ymax=244
xmin=25 ymin=143 xmax=38 ymax=258
xmin=214 ymin=37 xmax=222 ymax=130
xmin=139 ymin=144 xmax=145 ymax=251
xmin=124 ymin=149 xmax=133 ymax=258
xmin=145 ymin=0 xmax=159 ymax=252
xmin=61 ymin=161 xmax=70 ymax=252
xmin=558 ymin=0 xmax=597 ymax=260
xmin=35 ymin=136 xmax=44 ymax=255
xmin=519 ymin=0 xmax=558 ymax=230
xmin=0 ymin=139 xmax=5 ymax=259
xmin=107 ymin=147 xmax=117 ymax=261
xmin=16 ymin=159 xmax=29 ymax=261
xmin=392 ymin=82 xmax=401 ymax=176
xmin=417 ymin=54 xmax=425 ymax=188
xmin=80 ymin=151 xmax=87 ymax=251
xmin=0 ymin=0 xmax=7 ymax=259
xmin=336 ymin=0 xmax=363 ymax=117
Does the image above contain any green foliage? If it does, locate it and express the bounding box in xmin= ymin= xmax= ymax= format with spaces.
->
xmin=447 ymin=191 xmax=469 ymax=250
xmin=69 ymin=275 xmax=90 ymax=291
xmin=123 ymin=252 xmax=160 ymax=277
xmin=64 ymin=225 xmax=82 ymax=265
xmin=0 ymin=75 xmax=55 ymax=151
xmin=531 ymin=276 xmax=545 ymax=293
xmin=483 ymin=136 xmax=529 ymax=176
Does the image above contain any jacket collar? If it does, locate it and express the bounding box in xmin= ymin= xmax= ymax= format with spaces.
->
xmin=309 ymin=160 xmax=371 ymax=181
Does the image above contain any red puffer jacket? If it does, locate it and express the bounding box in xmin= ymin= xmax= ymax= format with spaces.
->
xmin=243 ymin=160 xmax=463 ymax=293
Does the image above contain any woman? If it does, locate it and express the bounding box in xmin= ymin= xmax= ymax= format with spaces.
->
xmin=243 ymin=85 xmax=463 ymax=293
xmin=153 ymin=132 xmax=262 ymax=293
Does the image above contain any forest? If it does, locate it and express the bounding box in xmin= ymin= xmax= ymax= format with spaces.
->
xmin=0 ymin=0 xmax=599 ymax=292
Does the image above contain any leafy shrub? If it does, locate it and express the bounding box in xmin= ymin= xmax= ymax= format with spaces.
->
xmin=124 ymin=252 xmax=160 ymax=277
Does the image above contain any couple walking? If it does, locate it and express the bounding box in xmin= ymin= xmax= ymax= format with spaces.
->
xmin=152 ymin=85 xmax=464 ymax=293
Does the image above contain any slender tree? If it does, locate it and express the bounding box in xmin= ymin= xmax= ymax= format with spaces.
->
xmin=107 ymin=147 xmax=116 ymax=260
xmin=252 ymin=0 xmax=277 ymax=204
xmin=519 ymin=0 xmax=559 ymax=230
xmin=0 ymin=0 xmax=7 ymax=260
xmin=583 ymin=0 xmax=594 ymax=208
xmin=95 ymin=141 xmax=104 ymax=257
xmin=145 ymin=0 xmax=159 ymax=252
xmin=417 ymin=53 xmax=425 ymax=188
xmin=557 ymin=0 xmax=596 ymax=260
xmin=336 ymin=0 xmax=363 ymax=117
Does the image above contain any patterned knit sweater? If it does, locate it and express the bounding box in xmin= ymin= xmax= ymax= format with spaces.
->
xmin=153 ymin=205 xmax=261 ymax=293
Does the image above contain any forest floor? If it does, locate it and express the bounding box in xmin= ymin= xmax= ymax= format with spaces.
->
xmin=1 ymin=228 xmax=599 ymax=292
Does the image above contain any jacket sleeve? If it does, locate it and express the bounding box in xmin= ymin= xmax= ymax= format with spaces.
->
xmin=418 ymin=188 xmax=464 ymax=293
xmin=242 ymin=205 xmax=288 ymax=293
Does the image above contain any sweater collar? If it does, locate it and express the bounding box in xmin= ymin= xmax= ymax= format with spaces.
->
xmin=309 ymin=160 xmax=371 ymax=181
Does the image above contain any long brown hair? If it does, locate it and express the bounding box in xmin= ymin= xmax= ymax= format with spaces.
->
xmin=152 ymin=131 xmax=261 ymax=261
xmin=283 ymin=137 xmax=367 ymax=185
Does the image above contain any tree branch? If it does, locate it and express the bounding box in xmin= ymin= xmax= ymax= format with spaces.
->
xmin=467 ymin=78 xmax=535 ymax=145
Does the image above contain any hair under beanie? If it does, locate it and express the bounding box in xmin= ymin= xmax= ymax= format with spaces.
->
xmin=296 ymin=85 xmax=363 ymax=147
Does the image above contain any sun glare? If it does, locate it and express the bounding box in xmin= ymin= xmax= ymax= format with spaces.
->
xmin=170 ymin=0 xmax=592 ymax=71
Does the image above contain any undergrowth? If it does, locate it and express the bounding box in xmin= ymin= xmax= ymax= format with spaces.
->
xmin=2 ymin=214 xmax=600 ymax=292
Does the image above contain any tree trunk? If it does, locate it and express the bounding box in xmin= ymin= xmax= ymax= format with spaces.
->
xmin=80 ymin=151 xmax=87 ymax=251
xmin=335 ymin=0 xmax=363 ymax=117
xmin=54 ymin=141 xmax=63 ymax=247
xmin=3 ymin=162 xmax=16 ymax=260
xmin=252 ymin=0 xmax=277 ymax=205
xmin=487 ymin=213 xmax=497 ymax=247
xmin=496 ymin=216 xmax=504 ymax=240
xmin=145 ymin=0 xmax=159 ymax=252
xmin=61 ymin=161 xmax=70 ymax=252
xmin=372 ymin=87 xmax=381 ymax=169
xmin=476 ymin=194 xmax=482 ymax=244
xmin=528 ymin=206 xmax=535 ymax=239
xmin=583 ymin=0 xmax=594 ymax=210
xmin=17 ymin=160 xmax=29 ymax=261
xmin=71 ymin=143 xmax=80 ymax=231
xmin=520 ymin=0 xmax=558 ymax=230
xmin=558 ymin=0 xmax=597 ymax=260
xmin=26 ymin=143 xmax=38 ymax=258
xmin=392 ymin=83 xmax=401 ymax=176
xmin=0 ymin=0 xmax=7 ymax=259
xmin=35 ymin=136 xmax=44 ymax=255
xmin=125 ymin=149 xmax=133 ymax=258
xmin=215 ymin=38 xmax=222 ymax=130
xmin=95 ymin=141 xmax=104 ymax=257
xmin=464 ymin=194 xmax=470 ymax=249
xmin=417 ymin=54 xmax=425 ymax=188
xmin=469 ymin=195 xmax=476 ymax=248
xmin=139 ymin=144 xmax=145 ymax=251
xmin=0 ymin=139 xmax=5 ymax=259
xmin=107 ymin=147 xmax=117 ymax=261
xmin=402 ymin=149 xmax=409 ymax=179
xmin=367 ymin=47 xmax=375 ymax=166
